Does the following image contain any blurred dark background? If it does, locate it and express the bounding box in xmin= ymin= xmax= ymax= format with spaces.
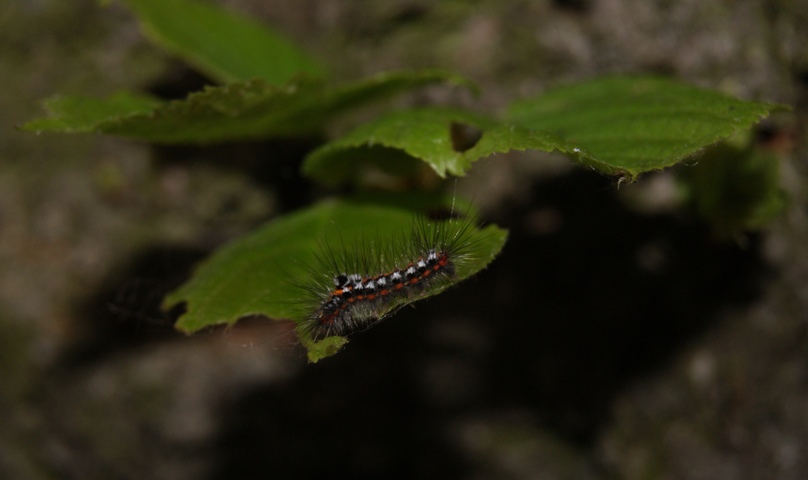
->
xmin=1 ymin=1 xmax=806 ymax=479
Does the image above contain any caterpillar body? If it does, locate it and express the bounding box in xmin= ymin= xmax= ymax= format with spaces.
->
xmin=295 ymin=211 xmax=490 ymax=343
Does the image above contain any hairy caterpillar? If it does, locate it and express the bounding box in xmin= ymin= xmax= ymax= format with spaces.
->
xmin=293 ymin=208 xmax=499 ymax=351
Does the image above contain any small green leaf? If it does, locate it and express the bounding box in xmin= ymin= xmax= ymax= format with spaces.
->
xmin=302 ymin=107 xmax=580 ymax=184
xmin=675 ymin=137 xmax=786 ymax=237
xmin=507 ymin=75 xmax=788 ymax=178
xmin=165 ymin=195 xmax=507 ymax=361
xmin=21 ymin=71 xmax=472 ymax=143
xmin=21 ymin=92 xmax=163 ymax=133
xmin=121 ymin=0 xmax=325 ymax=84
xmin=304 ymin=336 xmax=350 ymax=363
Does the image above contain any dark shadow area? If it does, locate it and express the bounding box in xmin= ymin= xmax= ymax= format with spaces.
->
xmin=147 ymin=63 xmax=216 ymax=101
xmin=479 ymin=171 xmax=770 ymax=443
xmin=61 ymin=245 xmax=209 ymax=368
xmin=213 ymin=328 xmax=467 ymax=480
xmin=209 ymin=170 xmax=771 ymax=479
xmin=551 ymin=0 xmax=593 ymax=13
xmin=152 ymin=138 xmax=321 ymax=214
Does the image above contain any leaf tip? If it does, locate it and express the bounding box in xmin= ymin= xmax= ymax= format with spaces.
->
xmin=305 ymin=336 xmax=350 ymax=363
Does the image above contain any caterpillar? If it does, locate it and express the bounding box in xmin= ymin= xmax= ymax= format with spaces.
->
xmin=293 ymin=208 xmax=497 ymax=346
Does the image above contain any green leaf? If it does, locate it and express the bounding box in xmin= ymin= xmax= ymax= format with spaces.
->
xmin=20 ymin=92 xmax=163 ymax=133
xmin=302 ymin=107 xmax=580 ymax=184
xmin=165 ymin=195 xmax=507 ymax=362
xmin=21 ymin=70 xmax=473 ymax=143
xmin=121 ymin=0 xmax=325 ymax=84
xmin=675 ymin=136 xmax=786 ymax=237
xmin=507 ymin=75 xmax=788 ymax=178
